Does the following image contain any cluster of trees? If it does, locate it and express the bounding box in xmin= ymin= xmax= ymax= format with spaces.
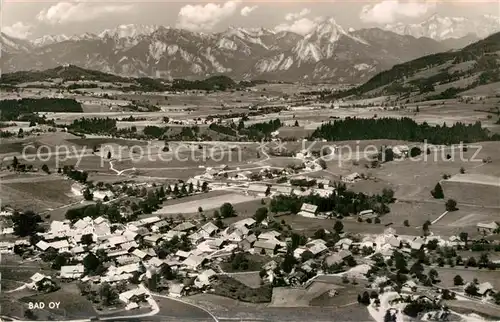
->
xmin=311 ymin=117 xmax=497 ymax=145
xmin=289 ymin=178 xmax=317 ymax=187
xmin=0 ymin=98 xmax=83 ymax=121
xmin=1 ymin=65 xmax=128 ymax=85
xmin=11 ymin=210 xmax=44 ymax=237
xmin=209 ymin=123 xmax=238 ymax=137
xmin=171 ymin=75 xmax=236 ymax=91
xmin=62 ymin=166 xmax=88 ymax=183
xmin=242 ymin=119 xmax=282 ymax=140
xmin=65 ymin=202 xmax=121 ymax=223
xmin=229 ymin=253 xmax=256 ymax=271
xmin=269 ymin=184 xmax=394 ymax=216
xmin=357 ymin=291 xmax=379 ymax=306
xmin=143 ymin=125 xmax=169 ymax=139
xmin=124 ymin=181 xmax=208 ymax=200
xmin=68 ymin=117 xmax=117 ymax=134
xmin=156 ymin=235 xmax=192 ymax=258
xmin=331 ymin=33 xmax=500 ymax=99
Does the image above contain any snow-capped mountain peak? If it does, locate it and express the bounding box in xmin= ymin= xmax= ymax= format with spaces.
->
xmin=69 ymin=32 xmax=99 ymax=41
xmin=99 ymin=24 xmax=159 ymax=39
xmin=384 ymin=14 xmax=500 ymax=40
xmin=32 ymin=34 xmax=70 ymax=47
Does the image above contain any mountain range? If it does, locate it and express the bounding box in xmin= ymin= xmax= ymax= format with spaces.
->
xmin=384 ymin=14 xmax=499 ymax=41
xmin=1 ymin=15 xmax=499 ymax=83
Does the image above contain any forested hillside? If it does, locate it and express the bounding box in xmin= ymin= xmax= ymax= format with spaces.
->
xmin=331 ymin=31 xmax=500 ymax=99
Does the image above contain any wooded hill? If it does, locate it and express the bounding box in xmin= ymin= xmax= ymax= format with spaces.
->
xmin=0 ymin=65 xmax=265 ymax=92
xmin=330 ymin=31 xmax=500 ymax=100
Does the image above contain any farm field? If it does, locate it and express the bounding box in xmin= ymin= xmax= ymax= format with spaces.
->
xmin=435 ymin=267 xmax=500 ymax=290
xmin=154 ymin=192 xmax=260 ymax=215
xmin=187 ymin=293 xmax=371 ymax=321
xmin=0 ymin=175 xmax=81 ymax=212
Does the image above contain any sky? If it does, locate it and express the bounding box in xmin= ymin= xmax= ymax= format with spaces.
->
xmin=2 ymin=0 xmax=500 ymax=39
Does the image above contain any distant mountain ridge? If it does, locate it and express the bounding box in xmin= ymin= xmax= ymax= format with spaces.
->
xmin=1 ymin=17 xmax=497 ymax=83
xmin=383 ymin=13 xmax=499 ymax=41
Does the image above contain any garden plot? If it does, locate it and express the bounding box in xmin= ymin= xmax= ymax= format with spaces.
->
xmin=154 ymin=193 xmax=260 ymax=214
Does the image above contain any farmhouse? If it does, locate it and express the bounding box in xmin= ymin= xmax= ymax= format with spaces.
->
xmin=199 ymin=222 xmax=219 ymax=237
xmin=151 ymin=220 xmax=169 ymax=232
xmin=342 ymin=172 xmax=360 ymax=183
xmin=0 ymin=242 xmax=14 ymax=253
xmin=194 ymin=269 xmax=217 ymax=288
xmin=358 ymin=209 xmax=376 ymax=219
xmin=274 ymin=185 xmax=294 ymax=196
xmin=247 ymin=184 xmax=269 ymax=197
xmin=119 ymin=287 xmax=148 ymax=304
xmin=476 ymin=282 xmax=494 ymax=296
xmin=258 ymin=230 xmax=281 ymax=241
xmin=477 ymin=222 xmax=499 ymax=235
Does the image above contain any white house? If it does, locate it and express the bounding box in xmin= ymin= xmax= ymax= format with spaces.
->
xmin=60 ymin=264 xmax=85 ymax=279
xmin=194 ymin=269 xmax=217 ymax=288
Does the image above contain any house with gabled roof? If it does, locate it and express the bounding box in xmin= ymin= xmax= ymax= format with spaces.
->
xmin=131 ymin=249 xmax=150 ymax=260
xmin=477 ymin=282 xmax=494 ymax=296
xmin=238 ymin=234 xmax=257 ymax=251
xmin=254 ymin=240 xmax=278 ymax=256
xmin=143 ymin=234 xmax=163 ymax=246
xmin=182 ymin=254 xmax=207 ymax=269
xmin=173 ymin=222 xmax=196 ymax=232
xmin=258 ymin=230 xmax=281 ymax=241
xmin=60 ymin=264 xmax=85 ymax=279
xmin=151 ymin=220 xmax=169 ymax=232
xmin=175 ymin=250 xmax=191 ymax=259
xmin=335 ymin=238 xmax=353 ymax=250
xmin=298 ymin=203 xmax=318 ymax=218
xmin=36 ymin=240 xmax=51 ymax=251
xmin=118 ymin=287 xmax=148 ymax=304
xmin=188 ymin=231 xmax=204 ymax=244
xmin=200 ymin=222 xmax=219 ymax=237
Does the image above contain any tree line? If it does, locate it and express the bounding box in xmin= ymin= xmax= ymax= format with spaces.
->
xmin=0 ymin=98 xmax=83 ymax=121
xmin=311 ymin=117 xmax=498 ymax=144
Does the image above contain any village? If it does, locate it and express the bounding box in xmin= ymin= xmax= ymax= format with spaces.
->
xmin=1 ymin=63 xmax=500 ymax=321
xmin=2 ymin=141 xmax=500 ymax=321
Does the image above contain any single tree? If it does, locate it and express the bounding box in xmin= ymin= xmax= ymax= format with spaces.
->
xmin=431 ymin=182 xmax=444 ymax=199
xmin=333 ymin=220 xmax=344 ymax=234
xmin=445 ymin=199 xmax=458 ymax=211
xmin=41 ymin=164 xmax=50 ymax=174
xmin=253 ymin=207 xmax=268 ymax=223
xmin=220 ymin=203 xmax=236 ymax=218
